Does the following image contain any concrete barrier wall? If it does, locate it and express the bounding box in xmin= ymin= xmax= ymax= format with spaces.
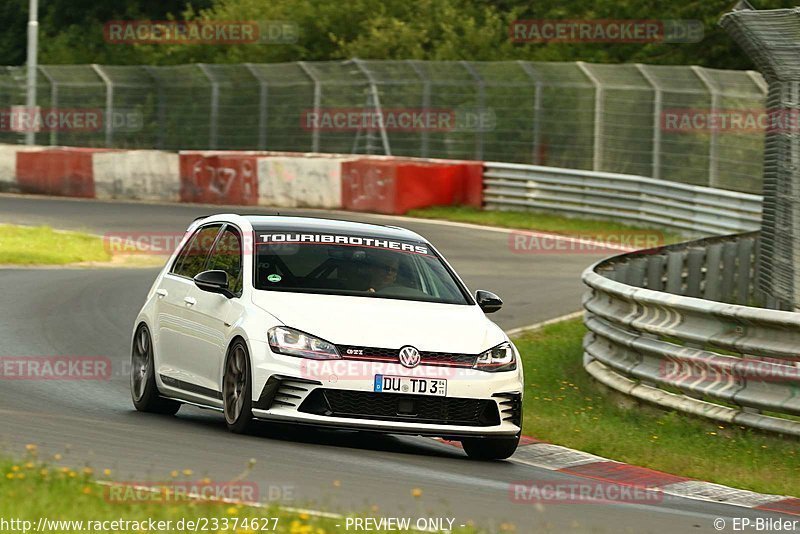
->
xmin=94 ymin=150 xmax=179 ymax=201
xmin=0 ymin=144 xmax=485 ymax=212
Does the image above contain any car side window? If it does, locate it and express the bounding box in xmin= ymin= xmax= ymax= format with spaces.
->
xmin=171 ymin=224 xmax=223 ymax=279
xmin=207 ymin=226 xmax=243 ymax=295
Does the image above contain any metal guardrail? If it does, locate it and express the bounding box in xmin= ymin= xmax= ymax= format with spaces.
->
xmin=581 ymin=232 xmax=800 ymax=437
xmin=484 ymin=162 xmax=762 ymax=236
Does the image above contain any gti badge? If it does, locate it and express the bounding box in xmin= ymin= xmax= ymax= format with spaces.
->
xmin=398 ymin=345 xmax=421 ymax=368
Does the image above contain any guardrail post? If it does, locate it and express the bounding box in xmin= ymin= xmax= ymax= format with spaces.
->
xmin=736 ymin=238 xmax=754 ymax=304
xmin=665 ymin=251 xmax=685 ymax=294
xmin=686 ymin=248 xmax=705 ymax=297
xmin=721 ymin=241 xmax=738 ymax=302
xmin=703 ymin=243 xmax=723 ymax=301
xmin=646 ymin=255 xmax=665 ymax=291
xmin=628 ymin=258 xmax=647 ymax=287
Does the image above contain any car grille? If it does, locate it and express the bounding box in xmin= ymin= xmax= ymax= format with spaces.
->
xmin=336 ymin=345 xmax=478 ymax=367
xmin=298 ymin=389 xmax=501 ymax=427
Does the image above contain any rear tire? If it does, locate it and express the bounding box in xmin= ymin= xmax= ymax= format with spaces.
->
xmin=130 ymin=324 xmax=181 ymax=415
xmin=223 ymin=340 xmax=254 ymax=434
xmin=461 ymin=435 xmax=520 ymax=460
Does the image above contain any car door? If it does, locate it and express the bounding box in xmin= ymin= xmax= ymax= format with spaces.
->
xmin=154 ymin=223 xmax=222 ymax=391
xmin=182 ymin=224 xmax=246 ymax=395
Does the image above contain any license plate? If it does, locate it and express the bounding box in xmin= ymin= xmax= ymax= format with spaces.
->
xmin=374 ymin=375 xmax=447 ymax=396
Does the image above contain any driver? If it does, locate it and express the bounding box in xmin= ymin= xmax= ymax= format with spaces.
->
xmin=366 ymin=252 xmax=400 ymax=293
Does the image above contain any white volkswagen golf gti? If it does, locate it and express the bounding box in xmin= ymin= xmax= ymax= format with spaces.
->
xmin=131 ymin=214 xmax=523 ymax=459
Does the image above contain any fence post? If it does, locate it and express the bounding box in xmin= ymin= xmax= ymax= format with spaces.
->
xmin=461 ymin=61 xmax=485 ymax=161
xmin=407 ymin=60 xmax=430 ymax=158
xmin=143 ymin=67 xmax=165 ymax=150
xmin=691 ymin=66 xmax=720 ymax=188
xmin=91 ymin=64 xmax=114 ymax=147
xmin=352 ymin=58 xmax=392 ymax=156
xmin=197 ymin=64 xmax=219 ymax=150
xmin=518 ymin=61 xmax=544 ymax=165
xmin=577 ymin=61 xmax=603 ymax=171
xmin=298 ymin=61 xmax=321 ymax=153
xmin=244 ymin=63 xmax=268 ymax=150
xmin=636 ymin=64 xmax=662 ymax=181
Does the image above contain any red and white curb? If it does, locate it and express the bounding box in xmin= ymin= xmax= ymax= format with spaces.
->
xmin=435 ymin=438 xmax=800 ymax=516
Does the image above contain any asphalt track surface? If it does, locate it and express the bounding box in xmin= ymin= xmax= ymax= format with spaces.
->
xmin=0 ymin=194 xmax=790 ymax=532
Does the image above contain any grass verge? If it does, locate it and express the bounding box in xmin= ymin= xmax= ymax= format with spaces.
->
xmin=0 ymin=225 xmax=111 ymax=265
xmin=407 ymin=206 xmax=685 ymax=245
xmin=0 ymin=453 xmax=480 ymax=534
xmin=0 ymin=224 xmax=166 ymax=267
xmin=516 ymin=318 xmax=799 ymax=497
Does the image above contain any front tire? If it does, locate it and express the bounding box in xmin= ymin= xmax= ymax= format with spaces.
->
xmin=223 ymin=340 xmax=254 ymax=434
xmin=461 ymin=435 xmax=520 ymax=460
xmin=130 ymin=324 xmax=181 ymax=415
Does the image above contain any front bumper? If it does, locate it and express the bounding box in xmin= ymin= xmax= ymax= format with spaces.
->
xmin=250 ymin=340 xmax=522 ymax=438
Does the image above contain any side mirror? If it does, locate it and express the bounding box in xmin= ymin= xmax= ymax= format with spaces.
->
xmin=194 ymin=270 xmax=234 ymax=298
xmin=476 ymin=290 xmax=503 ymax=314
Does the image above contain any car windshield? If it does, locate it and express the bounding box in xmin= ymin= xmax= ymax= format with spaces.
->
xmin=253 ymin=231 xmax=470 ymax=305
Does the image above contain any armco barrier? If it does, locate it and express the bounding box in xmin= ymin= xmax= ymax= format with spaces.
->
xmin=582 ymin=232 xmax=800 ymax=437
xmin=484 ymin=162 xmax=762 ymax=236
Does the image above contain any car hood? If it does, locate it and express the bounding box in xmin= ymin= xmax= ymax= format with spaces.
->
xmin=251 ymin=291 xmax=506 ymax=353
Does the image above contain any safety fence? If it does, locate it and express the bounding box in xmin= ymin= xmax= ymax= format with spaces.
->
xmin=582 ymin=232 xmax=800 ymax=436
xmin=0 ymin=61 xmax=769 ymax=194
xmin=484 ymin=162 xmax=762 ymax=236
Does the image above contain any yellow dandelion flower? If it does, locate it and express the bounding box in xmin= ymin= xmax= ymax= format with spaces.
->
xmin=226 ymin=506 xmax=239 ymax=515
xmin=411 ymin=488 xmax=423 ymax=498
xmin=332 ymin=480 xmax=341 ymax=488
xmin=170 ymin=470 xmax=179 ymax=478
xmin=103 ymin=469 xmax=111 ymax=477
xmin=182 ymin=469 xmax=193 ymax=477
xmin=82 ymin=486 xmax=92 ymax=495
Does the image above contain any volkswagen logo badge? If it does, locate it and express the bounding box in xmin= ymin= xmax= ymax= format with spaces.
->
xmin=398 ymin=345 xmax=421 ymax=368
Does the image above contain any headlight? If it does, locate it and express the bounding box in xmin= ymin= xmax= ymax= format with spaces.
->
xmin=474 ymin=342 xmax=516 ymax=372
xmin=267 ymin=327 xmax=340 ymax=360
